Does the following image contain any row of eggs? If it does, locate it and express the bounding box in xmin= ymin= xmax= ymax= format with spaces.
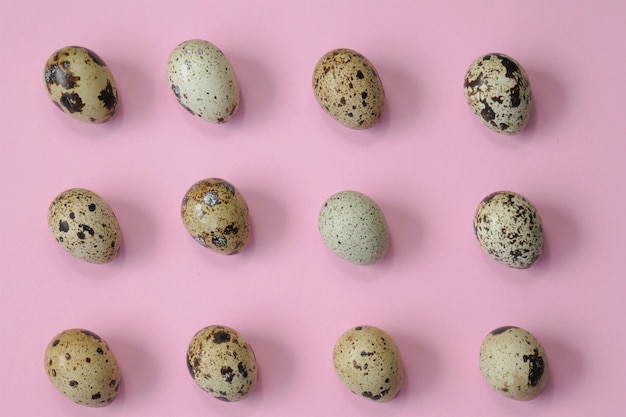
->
xmin=43 ymin=41 xmax=532 ymax=134
xmin=47 ymin=180 xmax=544 ymax=269
xmin=45 ymin=324 xmax=549 ymax=407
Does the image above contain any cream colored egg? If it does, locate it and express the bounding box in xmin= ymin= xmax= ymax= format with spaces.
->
xmin=318 ymin=191 xmax=389 ymax=265
xmin=473 ymin=191 xmax=543 ymax=269
xmin=181 ymin=178 xmax=250 ymax=255
xmin=44 ymin=329 xmax=121 ymax=407
xmin=47 ymin=188 xmax=122 ymax=264
xmin=186 ymin=325 xmax=258 ymax=402
xmin=333 ymin=325 xmax=404 ymax=402
xmin=313 ymin=48 xmax=384 ymax=129
xmin=44 ymin=46 xmax=118 ymax=123
xmin=479 ymin=326 xmax=549 ymax=400
xmin=167 ymin=39 xmax=240 ymax=123
xmin=464 ymin=53 xmax=532 ymax=134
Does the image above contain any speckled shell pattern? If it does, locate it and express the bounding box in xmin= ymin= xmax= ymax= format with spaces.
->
xmin=44 ymin=329 xmax=121 ymax=407
xmin=313 ymin=48 xmax=385 ymax=129
xmin=44 ymin=46 xmax=118 ymax=123
xmin=318 ymin=191 xmax=389 ymax=265
xmin=479 ymin=326 xmax=549 ymax=401
xmin=464 ymin=53 xmax=531 ymax=134
xmin=167 ymin=39 xmax=240 ymax=123
xmin=333 ymin=326 xmax=404 ymax=403
xmin=47 ymin=188 xmax=122 ymax=264
xmin=186 ymin=325 xmax=258 ymax=402
xmin=181 ymin=178 xmax=250 ymax=255
xmin=473 ymin=191 xmax=543 ymax=269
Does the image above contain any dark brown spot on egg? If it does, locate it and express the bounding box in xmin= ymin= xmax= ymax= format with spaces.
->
xmin=491 ymin=326 xmax=517 ymax=336
xmin=59 ymin=220 xmax=69 ymax=232
xmin=59 ymin=92 xmax=85 ymax=113
xmin=523 ymin=349 xmax=545 ymax=386
xmin=213 ymin=330 xmax=231 ymax=344
xmin=480 ymin=102 xmax=496 ymax=122
xmin=86 ymin=49 xmax=106 ymax=66
xmin=98 ymin=81 xmax=117 ymax=110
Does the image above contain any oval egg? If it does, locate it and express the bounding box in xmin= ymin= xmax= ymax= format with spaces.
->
xmin=44 ymin=329 xmax=121 ymax=407
xmin=473 ymin=191 xmax=543 ymax=269
xmin=44 ymin=46 xmax=118 ymax=123
xmin=318 ymin=191 xmax=389 ymax=265
xmin=333 ymin=325 xmax=404 ymax=402
xmin=479 ymin=326 xmax=549 ymax=400
xmin=47 ymin=188 xmax=122 ymax=264
xmin=313 ymin=48 xmax=384 ymax=129
xmin=181 ymin=178 xmax=250 ymax=255
xmin=167 ymin=39 xmax=240 ymax=123
xmin=186 ymin=325 xmax=258 ymax=402
xmin=464 ymin=53 xmax=531 ymax=134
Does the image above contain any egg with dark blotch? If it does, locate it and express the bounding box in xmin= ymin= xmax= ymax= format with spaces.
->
xmin=313 ymin=48 xmax=384 ymax=129
xmin=479 ymin=326 xmax=549 ymax=400
xmin=464 ymin=53 xmax=531 ymax=134
xmin=186 ymin=325 xmax=258 ymax=402
xmin=44 ymin=46 xmax=118 ymax=123
xmin=47 ymin=188 xmax=122 ymax=264
xmin=44 ymin=329 xmax=121 ymax=407
xmin=318 ymin=191 xmax=389 ymax=265
xmin=167 ymin=39 xmax=240 ymax=123
xmin=473 ymin=191 xmax=543 ymax=269
xmin=333 ymin=325 xmax=404 ymax=403
xmin=181 ymin=178 xmax=250 ymax=255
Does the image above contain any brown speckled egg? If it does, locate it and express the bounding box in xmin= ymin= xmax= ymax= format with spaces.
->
xmin=167 ymin=39 xmax=240 ymax=123
xmin=44 ymin=46 xmax=118 ymax=123
xmin=313 ymin=48 xmax=384 ymax=129
xmin=181 ymin=178 xmax=250 ymax=255
xmin=44 ymin=329 xmax=121 ymax=407
xmin=479 ymin=326 xmax=549 ymax=400
xmin=318 ymin=191 xmax=389 ymax=265
xmin=473 ymin=191 xmax=543 ymax=269
xmin=333 ymin=325 xmax=404 ymax=403
xmin=464 ymin=53 xmax=531 ymax=134
xmin=47 ymin=188 xmax=122 ymax=264
xmin=186 ymin=325 xmax=258 ymax=402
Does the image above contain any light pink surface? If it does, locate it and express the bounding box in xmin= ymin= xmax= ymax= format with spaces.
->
xmin=1 ymin=1 xmax=625 ymax=416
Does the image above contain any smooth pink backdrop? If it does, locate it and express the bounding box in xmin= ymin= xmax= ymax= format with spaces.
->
xmin=1 ymin=1 xmax=625 ymax=416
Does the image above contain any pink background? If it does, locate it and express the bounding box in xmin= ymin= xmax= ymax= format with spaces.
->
xmin=1 ymin=1 xmax=625 ymax=415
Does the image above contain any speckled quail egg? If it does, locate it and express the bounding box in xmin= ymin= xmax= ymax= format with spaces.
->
xmin=181 ymin=178 xmax=250 ymax=255
xmin=44 ymin=46 xmax=118 ymax=123
xmin=167 ymin=39 xmax=240 ymax=123
xmin=333 ymin=325 xmax=404 ymax=403
xmin=318 ymin=191 xmax=389 ymax=265
xmin=47 ymin=188 xmax=122 ymax=264
xmin=313 ymin=48 xmax=384 ymax=129
xmin=473 ymin=191 xmax=543 ymax=269
xmin=464 ymin=53 xmax=531 ymax=134
xmin=44 ymin=329 xmax=121 ymax=407
xmin=479 ymin=326 xmax=549 ymax=400
xmin=186 ymin=325 xmax=258 ymax=402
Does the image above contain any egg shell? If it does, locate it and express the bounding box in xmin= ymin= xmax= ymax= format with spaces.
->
xmin=479 ymin=326 xmax=549 ymax=400
xmin=186 ymin=325 xmax=258 ymax=402
xmin=44 ymin=46 xmax=118 ymax=123
xmin=313 ymin=48 xmax=385 ymax=129
xmin=47 ymin=188 xmax=122 ymax=264
xmin=167 ymin=39 xmax=240 ymax=123
xmin=473 ymin=191 xmax=543 ymax=269
xmin=318 ymin=191 xmax=389 ymax=265
xmin=464 ymin=53 xmax=531 ymax=134
xmin=181 ymin=178 xmax=250 ymax=255
xmin=44 ymin=329 xmax=121 ymax=407
xmin=333 ymin=325 xmax=404 ymax=403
